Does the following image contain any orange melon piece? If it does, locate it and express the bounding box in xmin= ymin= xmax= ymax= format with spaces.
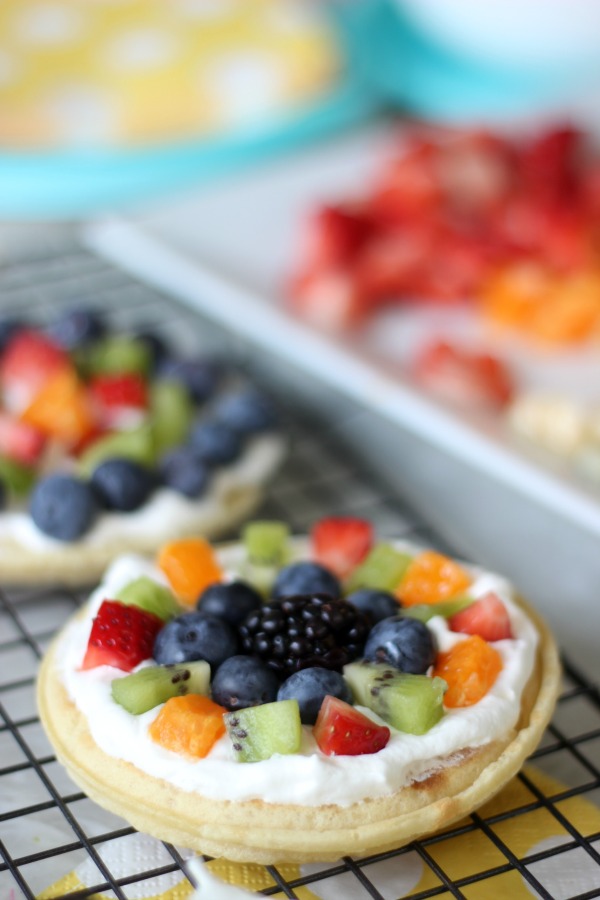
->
xmin=157 ymin=537 xmax=223 ymax=606
xmin=396 ymin=550 xmax=471 ymax=607
xmin=22 ymin=367 xmax=95 ymax=446
xmin=433 ymin=635 xmax=502 ymax=708
xmin=480 ymin=262 xmax=551 ymax=329
xmin=149 ymin=694 xmax=226 ymax=758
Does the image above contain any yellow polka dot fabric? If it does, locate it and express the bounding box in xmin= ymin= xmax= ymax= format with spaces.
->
xmin=0 ymin=0 xmax=341 ymax=150
xmin=37 ymin=766 xmax=600 ymax=900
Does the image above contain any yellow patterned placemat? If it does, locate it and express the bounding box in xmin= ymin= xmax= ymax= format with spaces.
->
xmin=38 ymin=766 xmax=600 ymax=899
xmin=0 ymin=0 xmax=340 ymax=150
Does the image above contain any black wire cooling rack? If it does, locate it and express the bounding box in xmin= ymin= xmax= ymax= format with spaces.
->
xmin=0 ymin=245 xmax=599 ymax=900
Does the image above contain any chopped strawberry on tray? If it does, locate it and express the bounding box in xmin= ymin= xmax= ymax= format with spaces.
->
xmin=288 ymin=124 xmax=600 ymax=346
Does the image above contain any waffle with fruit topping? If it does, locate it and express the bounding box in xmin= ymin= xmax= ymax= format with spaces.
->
xmin=0 ymin=312 xmax=284 ymax=584
xmin=37 ymin=518 xmax=560 ymax=863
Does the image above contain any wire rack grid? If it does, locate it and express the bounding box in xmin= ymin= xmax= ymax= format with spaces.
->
xmin=0 ymin=245 xmax=599 ymax=900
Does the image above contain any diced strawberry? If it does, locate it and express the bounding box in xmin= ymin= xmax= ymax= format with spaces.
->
xmin=435 ymin=130 xmax=516 ymax=214
xmin=289 ymin=267 xmax=371 ymax=330
xmin=90 ymin=373 xmax=148 ymax=427
xmin=0 ymin=330 xmax=70 ymax=413
xmin=518 ymin=125 xmax=582 ymax=204
xmin=368 ymin=138 xmax=441 ymax=224
xmin=581 ymin=162 xmax=600 ymax=218
xmin=81 ymin=599 xmax=163 ymax=672
xmin=354 ymin=223 xmax=435 ymax=301
xmin=408 ymin=228 xmax=494 ymax=302
xmin=448 ymin=591 xmax=513 ymax=642
xmin=313 ymin=695 xmax=390 ymax=756
xmin=311 ymin=516 xmax=373 ymax=579
xmin=0 ymin=410 xmax=46 ymax=465
xmin=410 ymin=339 xmax=514 ymax=410
xmin=299 ymin=204 xmax=371 ymax=271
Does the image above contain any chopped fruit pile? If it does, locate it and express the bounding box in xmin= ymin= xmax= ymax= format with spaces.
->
xmin=0 ymin=309 xmax=279 ymax=539
xmin=80 ymin=517 xmax=521 ymax=764
xmin=290 ymin=124 xmax=600 ymax=346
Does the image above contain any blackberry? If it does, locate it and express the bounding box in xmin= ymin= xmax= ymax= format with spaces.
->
xmin=239 ymin=593 xmax=370 ymax=677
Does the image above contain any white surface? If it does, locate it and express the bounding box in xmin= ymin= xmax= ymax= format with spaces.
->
xmin=393 ymin=0 xmax=600 ymax=71
xmin=85 ymin=124 xmax=600 ymax=679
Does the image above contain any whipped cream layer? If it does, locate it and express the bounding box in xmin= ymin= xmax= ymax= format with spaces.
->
xmin=0 ymin=435 xmax=284 ymax=552
xmin=57 ymin=542 xmax=538 ymax=808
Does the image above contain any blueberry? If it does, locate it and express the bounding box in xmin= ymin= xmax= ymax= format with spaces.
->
xmin=197 ymin=580 xmax=262 ymax=627
xmin=159 ymin=446 xmax=210 ymax=498
xmin=272 ymin=561 xmax=341 ymax=600
xmin=211 ymin=655 xmax=280 ymax=711
xmin=214 ymin=388 xmax=278 ymax=434
xmin=347 ymin=589 xmax=400 ymax=624
xmin=363 ymin=616 xmax=436 ymax=674
xmin=0 ymin=318 xmax=23 ymax=352
xmin=158 ymin=357 xmax=222 ymax=403
xmin=153 ymin=612 xmax=238 ymax=668
xmin=277 ymin=666 xmax=352 ymax=725
xmin=134 ymin=330 xmax=170 ymax=371
xmin=189 ymin=420 xmax=242 ymax=465
xmin=46 ymin=308 xmax=105 ymax=349
xmin=91 ymin=458 xmax=156 ymax=511
xmin=30 ymin=474 xmax=99 ymax=541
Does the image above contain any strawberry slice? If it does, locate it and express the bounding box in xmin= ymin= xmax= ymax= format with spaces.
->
xmin=311 ymin=516 xmax=373 ymax=579
xmin=300 ymin=204 xmax=371 ymax=270
xmin=90 ymin=372 xmax=148 ymax=428
xmin=0 ymin=410 xmax=46 ymax=465
xmin=289 ymin=268 xmax=371 ymax=331
xmin=90 ymin=373 xmax=148 ymax=412
xmin=0 ymin=330 xmax=70 ymax=413
xmin=448 ymin=591 xmax=513 ymax=642
xmin=368 ymin=138 xmax=441 ymax=224
xmin=411 ymin=339 xmax=514 ymax=410
xmin=313 ymin=695 xmax=390 ymax=756
xmin=81 ymin=599 xmax=163 ymax=672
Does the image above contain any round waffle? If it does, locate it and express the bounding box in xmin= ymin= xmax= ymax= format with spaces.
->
xmin=0 ymin=435 xmax=284 ymax=586
xmin=37 ymin=541 xmax=560 ymax=864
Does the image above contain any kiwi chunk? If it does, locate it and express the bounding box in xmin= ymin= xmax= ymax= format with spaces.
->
xmin=224 ymin=699 xmax=301 ymax=762
xmin=401 ymin=596 xmax=474 ymax=623
xmin=83 ymin=336 xmax=151 ymax=377
xmin=116 ymin=576 xmax=180 ymax=621
xmin=111 ymin=661 xmax=210 ymax=714
xmin=78 ymin=425 xmax=155 ymax=477
xmin=243 ymin=520 xmax=290 ymax=565
xmin=346 ymin=544 xmax=412 ymax=593
xmin=149 ymin=380 xmax=193 ymax=456
xmin=242 ymin=521 xmax=290 ymax=596
xmin=343 ymin=661 xmax=446 ymax=735
xmin=0 ymin=456 xmax=36 ymax=498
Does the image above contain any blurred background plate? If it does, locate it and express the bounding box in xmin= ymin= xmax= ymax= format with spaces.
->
xmin=0 ymin=0 xmax=375 ymax=218
xmin=0 ymin=79 xmax=374 ymax=218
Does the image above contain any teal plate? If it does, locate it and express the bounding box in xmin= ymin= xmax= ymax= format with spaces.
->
xmin=0 ymin=19 xmax=376 ymax=221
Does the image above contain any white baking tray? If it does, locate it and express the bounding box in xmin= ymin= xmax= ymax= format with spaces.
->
xmin=85 ymin=123 xmax=600 ymax=535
